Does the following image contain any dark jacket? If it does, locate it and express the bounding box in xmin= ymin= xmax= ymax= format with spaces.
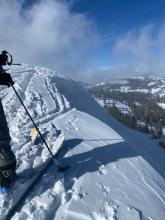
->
xmin=0 ymin=54 xmax=8 ymax=66
xmin=0 ymin=99 xmax=16 ymax=169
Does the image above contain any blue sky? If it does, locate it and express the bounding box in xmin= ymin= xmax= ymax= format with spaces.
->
xmin=72 ymin=0 xmax=165 ymax=72
xmin=1 ymin=0 xmax=165 ymax=81
xmin=73 ymin=0 xmax=165 ymax=35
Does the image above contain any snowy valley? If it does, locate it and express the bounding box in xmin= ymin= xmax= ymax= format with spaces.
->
xmin=88 ymin=76 xmax=165 ymax=139
xmin=0 ymin=65 xmax=165 ymax=220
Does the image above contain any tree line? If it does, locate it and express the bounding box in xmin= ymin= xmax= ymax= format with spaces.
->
xmin=89 ymin=87 xmax=165 ymax=138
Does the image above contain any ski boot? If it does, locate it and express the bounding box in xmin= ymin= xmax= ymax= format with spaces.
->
xmin=0 ymin=146 xmax=17 ymax=194
xmin=0 ymin=165 xmax=17 ymax=194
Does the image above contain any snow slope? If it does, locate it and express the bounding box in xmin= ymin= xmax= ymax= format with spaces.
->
xmin=0 ymin=65 xmax=165 ymax=220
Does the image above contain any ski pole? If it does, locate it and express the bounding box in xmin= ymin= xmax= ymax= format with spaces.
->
xmin=11 ymin=84 xmax=55 ymax=159
xmin=11 ymin=63 xmax=21 ymax=66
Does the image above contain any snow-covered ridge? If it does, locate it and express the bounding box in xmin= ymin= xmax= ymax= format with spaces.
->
xmin=0 ymin=65 xmax=165 ymax=220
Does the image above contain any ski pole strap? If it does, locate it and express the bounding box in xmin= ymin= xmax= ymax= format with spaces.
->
xmin=11 ymin=84 xmax=54 ymax=158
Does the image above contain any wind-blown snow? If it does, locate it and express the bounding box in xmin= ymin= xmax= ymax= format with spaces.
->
xmin=0 ymin=64 xmax=165 ymax=220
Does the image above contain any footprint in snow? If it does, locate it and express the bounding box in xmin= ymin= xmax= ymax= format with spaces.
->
xmin=92 ymin=202 xmax=117 ymax=220
xmin=112 ymin=163 xmax=117 ymax=170
xmin=103 ymin=202 xmax=117 ymax=220
xmin=96 ymin=183 xmax=111 ymax=195
xmin=66 ymin=120 xmax=79 ymax=130
xmin=98 ymin=164 xmax=107 ymax=175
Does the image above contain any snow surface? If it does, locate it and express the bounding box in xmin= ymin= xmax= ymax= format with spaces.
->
xmin=0 ymin=64 xmax=165 ymax=220
xmin=96 ymin=98 xmax=132 ymax=115
xmin=158 ymin=103 xmax=165 ymax=110
xmin=95 ymin=98 xmax=105 ymax=108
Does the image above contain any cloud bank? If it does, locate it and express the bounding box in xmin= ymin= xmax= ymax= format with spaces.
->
xmin=0 ymin=0 xmax=98 ymax=78
xmin=1 ymin=0 xmax=164 ymax=82
xmin=113 ymin=23 xmax=165 ymax=74
xmin=89 ymin=23 xmax=165 ymax=82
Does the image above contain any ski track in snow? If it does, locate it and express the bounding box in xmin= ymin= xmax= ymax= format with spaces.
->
xmin=0 ymin=65 xmax=164 ymax=220
xmin=126 ymin=159 xmax=165 ymax=205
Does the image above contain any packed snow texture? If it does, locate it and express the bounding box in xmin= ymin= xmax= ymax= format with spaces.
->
xmin=0 ymin=64 xmax=165 ymax=220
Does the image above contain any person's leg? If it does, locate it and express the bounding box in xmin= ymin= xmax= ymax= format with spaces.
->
xmin=0 ymin=100 xmax=11 ymax=144
xmin=0 ymin=99 xmax=17 ymax=188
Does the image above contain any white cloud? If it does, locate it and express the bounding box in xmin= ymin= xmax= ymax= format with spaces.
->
xmin=1 ymin=0 xmax=164 ymax=82
xmin=0 ymin=0 xmax=98 ymax=78
xmin=112 ymin=23 xmax=165 ymax=75
xmin=88 ymin=23 xmax=165 ymax=82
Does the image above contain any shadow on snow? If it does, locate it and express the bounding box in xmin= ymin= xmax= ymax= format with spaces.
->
xmin=54 ymin=77 xmax=165 ymax=179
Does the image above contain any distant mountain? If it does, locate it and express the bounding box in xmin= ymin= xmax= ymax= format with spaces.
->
xmin=91 ymin=75 xmax=165 ymax=96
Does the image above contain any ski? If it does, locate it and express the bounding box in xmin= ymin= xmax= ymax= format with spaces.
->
xmin=0 ymin=133 xmax=69 ymax=220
